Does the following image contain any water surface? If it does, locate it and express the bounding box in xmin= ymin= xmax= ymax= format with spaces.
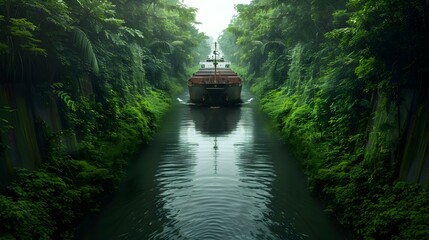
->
xmin=78 ymin=91 xmax=339 ymax=240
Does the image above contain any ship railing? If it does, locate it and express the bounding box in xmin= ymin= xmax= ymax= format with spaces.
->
xmin=188 ymin=76 xmax=242 ymax=85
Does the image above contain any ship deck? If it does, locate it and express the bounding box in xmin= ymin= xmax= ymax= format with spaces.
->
xmin=188 ymin=68 xmax=242 ymax=85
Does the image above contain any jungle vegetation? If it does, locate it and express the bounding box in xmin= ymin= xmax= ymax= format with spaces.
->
xmin=219 ymin=0 xmax=429 ymax=239
xmin=0 ymin=0 xmax=209 ymax=238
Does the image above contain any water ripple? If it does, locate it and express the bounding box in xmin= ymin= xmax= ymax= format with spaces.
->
xmin=78 ymin=97 xmax=340 ymax=240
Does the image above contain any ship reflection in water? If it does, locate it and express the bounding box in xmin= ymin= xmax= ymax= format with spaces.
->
xmin=190 ymin=106 xmax=241 ymax=136
xmin=77 ymin=93 xmax=340 ymax=240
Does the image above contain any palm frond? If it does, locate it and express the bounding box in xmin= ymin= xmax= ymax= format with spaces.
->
xmin=73 ymin=27 xmax=99 ymax=73
xmin=149 ymin=40 xmax=174 ymax=54
xmin=261 ymin=40 xmax=286 ymax=55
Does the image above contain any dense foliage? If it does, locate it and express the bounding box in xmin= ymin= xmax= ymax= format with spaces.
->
xmin=220 ymin=0 xmax=429 ymax=238
xmin=0 ymin=0 xmax=209 ymax=238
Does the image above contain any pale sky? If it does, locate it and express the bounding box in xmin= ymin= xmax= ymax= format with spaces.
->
xmin=183 ymin=0 xmax=252 ymax=39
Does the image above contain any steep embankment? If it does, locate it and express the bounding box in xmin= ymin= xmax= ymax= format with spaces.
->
xmin=0 ymin=89 xmax=171 ymax=239
xmin=260 ymin=86 xmax=429 ymax=239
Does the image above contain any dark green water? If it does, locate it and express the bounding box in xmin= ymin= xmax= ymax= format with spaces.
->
xmin=78 ymin=91 xmax=340 ymax=240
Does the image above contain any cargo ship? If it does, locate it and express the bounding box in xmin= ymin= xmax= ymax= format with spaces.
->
xmin=187 ymin=43 xmax=242 ymax=106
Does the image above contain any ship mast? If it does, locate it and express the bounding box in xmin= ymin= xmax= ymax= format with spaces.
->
xmin=213 ymin=42 xmax=218 ymax=83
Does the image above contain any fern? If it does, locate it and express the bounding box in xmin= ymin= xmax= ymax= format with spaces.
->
xmin=51 ymin=83 xmax=76 ymax=112
xmin=9 ymin=18 xmax=47 ymax=56
xmin=121 ymin=26 xmax=144 ymax=40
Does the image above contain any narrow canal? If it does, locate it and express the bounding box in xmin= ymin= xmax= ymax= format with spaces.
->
xmin=78 ymin=90 xmax=340 ymax=239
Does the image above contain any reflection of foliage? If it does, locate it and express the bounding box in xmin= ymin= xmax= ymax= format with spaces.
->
xmin=221 ymin=0 xmax=429 ymax=238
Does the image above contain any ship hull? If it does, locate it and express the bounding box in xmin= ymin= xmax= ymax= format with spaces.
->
xmin=188 ymin=83 xmax=242 ymax=106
